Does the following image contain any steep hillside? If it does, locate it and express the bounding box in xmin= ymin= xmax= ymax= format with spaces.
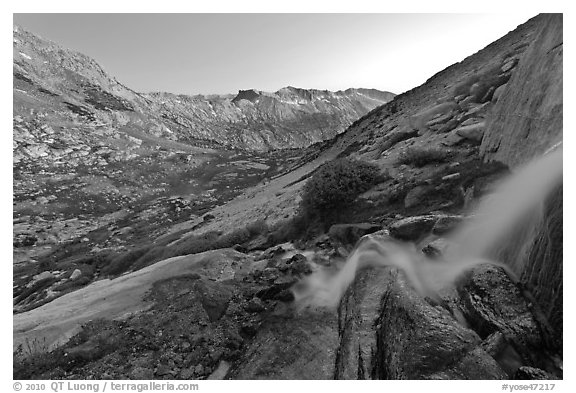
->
xmin=13 ymin=24 xmax=393 ymax=154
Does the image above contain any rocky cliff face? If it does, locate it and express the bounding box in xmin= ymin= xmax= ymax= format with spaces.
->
xmin=477 ymin=14 xmax=563 ymax=350
xmin=480 ymin=14 xmax=562 ymax=167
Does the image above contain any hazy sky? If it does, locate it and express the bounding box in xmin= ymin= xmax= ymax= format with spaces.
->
xmin=13 ymin=13 xmax=538 ymax=95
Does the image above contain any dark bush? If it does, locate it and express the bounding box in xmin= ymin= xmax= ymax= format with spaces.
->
xmin=397 ymin=147 xmax=450 ymax=168
xmin=299 ymin=158 xmax=380 ymax=229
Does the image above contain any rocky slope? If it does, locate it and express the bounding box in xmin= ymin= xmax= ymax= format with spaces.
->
xmin=14 ymin=14 xmax=562 ymax=380
xmin=145 ymin=87 xmax=394 ymax=151
xmin=13 ymin=24 xmax=393 ymax=155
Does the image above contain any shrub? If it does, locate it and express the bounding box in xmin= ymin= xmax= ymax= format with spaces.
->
xmin=397 ymin=147 xmax=450 ymax=168
xmin=299 ymin=158 xmax=380 ymax=229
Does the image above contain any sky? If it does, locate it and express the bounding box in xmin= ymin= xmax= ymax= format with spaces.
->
xmin=12 ymin=13 xmax=538 ymax=96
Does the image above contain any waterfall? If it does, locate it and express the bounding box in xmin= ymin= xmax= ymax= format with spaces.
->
xmin=292 ymin=147 xmax=563 ymax=309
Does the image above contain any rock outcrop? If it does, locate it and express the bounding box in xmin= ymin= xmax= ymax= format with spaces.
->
xmin=480 ymin=14 xmax=562 ymax=167
xmin=478 ymin=14 xmax=563 ymax=351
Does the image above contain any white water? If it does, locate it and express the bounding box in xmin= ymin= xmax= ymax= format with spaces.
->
xmin=292 ymin=147 xmax=563 ymax=309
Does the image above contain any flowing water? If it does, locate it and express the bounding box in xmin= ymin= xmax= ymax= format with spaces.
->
xmin=292 ymin=147 xmax=563 ymax=309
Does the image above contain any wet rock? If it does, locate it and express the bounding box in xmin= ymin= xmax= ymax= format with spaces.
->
xmin=335 ymin=268 xmax=388 ymax=379
xmin=421 ymin=238 xmax=452 ymax=258
xmin=389 ymin=215 xmax=439 ymax=241
xmin=328 ymin=223 xmax=382 ymax=245
xmin=336 ymin=267 xmax=505 ymax=379
xmin=432 ymin=215 xmax=464 ymax=235
xmin=457 ymin=264 xmax=552 ymax=369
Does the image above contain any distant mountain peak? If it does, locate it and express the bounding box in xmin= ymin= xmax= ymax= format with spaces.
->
xmin=231 ymin=89 xmax=261 ymax=103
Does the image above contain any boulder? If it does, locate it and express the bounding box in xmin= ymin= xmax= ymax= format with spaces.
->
xmin=389 ymin=215 xmax=439 ymax=241
xmin=455 ymin=122 xmax=485 ymax=144
xmin=33 ymin=271 xmax=55 ymax=282
xmin=328 ymin=223 xmax=382 ymax=246
xmin=195 ymin=279 xmax=233 ymax=322
xmin=492 ymin=84 xmax=507 ymax=102
xmin=69 ymin=269 xmax=82 ymax=281
xmin=432 ymin=215 xmax=464 ymax=235
xmin=286 ymin=254 xmax=312 ymax=276
xmin=457 ymin=264 xmax=557 ymax=372
xmin=336 ymin=267 xmax=506 ymax=379
xmin=404 ymin=185 xmax=433 ymax=209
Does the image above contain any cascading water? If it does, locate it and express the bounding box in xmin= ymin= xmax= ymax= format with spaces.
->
xmin=292 ymin=146 xmax=563 ymax=310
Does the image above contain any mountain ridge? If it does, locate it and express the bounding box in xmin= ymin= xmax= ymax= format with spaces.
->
xmin=13 ymin=23 xmax=394 ymax=152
